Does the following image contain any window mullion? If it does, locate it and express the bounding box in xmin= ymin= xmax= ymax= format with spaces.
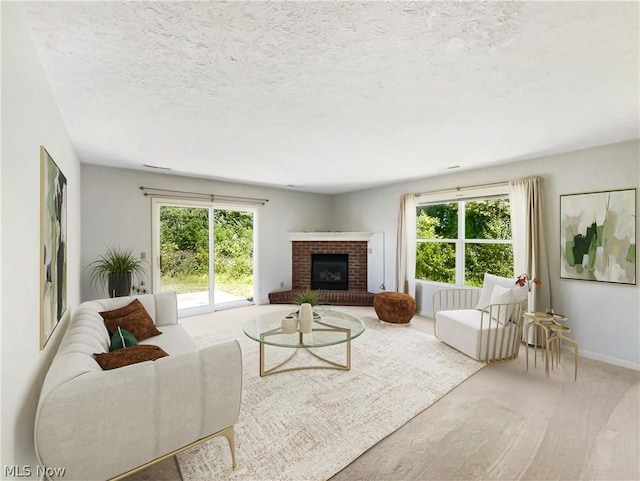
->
xmin=457 ymin=200 xmax=466 ymax=286
xmin=417 ymin=238 xmax=458 ymax=243
xmin=466 ymin=239 xmax=513 ymax=244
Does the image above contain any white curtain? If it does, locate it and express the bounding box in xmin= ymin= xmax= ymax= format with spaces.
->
xmin=396 ymin=194 xmax=417 ymax=297
xmin=509 ymin=177 xmax=551 ymax=311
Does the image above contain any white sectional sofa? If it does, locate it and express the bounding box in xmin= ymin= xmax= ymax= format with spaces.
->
xmin=34 ymin=292 xmax=242 ymax=481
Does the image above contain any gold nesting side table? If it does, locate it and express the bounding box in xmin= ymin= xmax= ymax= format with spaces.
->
xmin=523 ymin=311 xmax=578 ymax=381
xmin=523 ymin=311 xmax=557 ymax=374
xmin=547 ymin=324 xmax=579 ymax=381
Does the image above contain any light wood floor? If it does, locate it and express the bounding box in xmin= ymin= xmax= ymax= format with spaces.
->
xmin=127 ymin=306 xmax=640 ymax=481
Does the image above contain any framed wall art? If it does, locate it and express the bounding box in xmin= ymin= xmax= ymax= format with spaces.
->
xmin=40 ymin=146 xmax=68 ymax=349
xmin=560 ymin=188 xmax=636 ymax=285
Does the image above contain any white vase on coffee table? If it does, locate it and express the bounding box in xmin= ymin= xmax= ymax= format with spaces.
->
xmin=299 ymin=303 xmax=314 ymax=333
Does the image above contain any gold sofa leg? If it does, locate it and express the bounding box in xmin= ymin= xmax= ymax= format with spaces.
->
xmin=221 ymin=425 xmax=237 ymax=469
xmin=109 ymin=425 xmax=237 ymax=480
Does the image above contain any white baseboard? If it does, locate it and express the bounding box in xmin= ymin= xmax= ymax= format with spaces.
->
xmin=420 ymin=310 xmax=639 ymax=371
xmin=569 ymin=347 xmax=640 ymax=371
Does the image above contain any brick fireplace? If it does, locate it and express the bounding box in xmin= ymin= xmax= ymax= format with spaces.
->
xmin=268 ymin=232 xmax=375 ymax=306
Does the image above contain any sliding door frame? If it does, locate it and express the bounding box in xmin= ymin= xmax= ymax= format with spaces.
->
xmin=151 ymin=198 xmax=259 ymax=317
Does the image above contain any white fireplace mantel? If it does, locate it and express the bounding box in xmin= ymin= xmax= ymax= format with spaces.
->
xmin=288 ymin=232 xmax=373 ymax=242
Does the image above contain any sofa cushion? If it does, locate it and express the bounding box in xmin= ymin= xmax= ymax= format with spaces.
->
xmin=140 ymin=324 xmax=198 ymax=355
xmin=512 ymin=285 xmax=529 ymax=303
xmin=94 ymin=344 xmax=169 ymax=370
xmin=101 ymin=299 xmax=162 ymax=341
xmin=109 ymin=327 xmax=138 ymax=351
xmin=475 ymin=273 xmax=515 ymax=311
xmin=435 ymin=309 xmax=516 ymax=361
xmin=489 ymin=285 xmax=514 ymax=324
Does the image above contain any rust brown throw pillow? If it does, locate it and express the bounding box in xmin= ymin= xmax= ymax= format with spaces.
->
xmin=100 ymin=299 xmax=162 ymax=341
xmin=94 ymin=344 xmax=169 ymax=370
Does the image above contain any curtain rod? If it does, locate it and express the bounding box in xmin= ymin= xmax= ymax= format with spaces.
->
xmin=413 ymin=180 xmax=509 ymax=197
xmin=139 ymin=186 xmax=269 ymax=205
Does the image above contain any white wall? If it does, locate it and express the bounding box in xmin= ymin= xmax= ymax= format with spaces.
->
xmin=2 ymin=6 xmax=637 ymax=475
xmin=333 ymin=141 xmax=640 ymax=369
xmin=81 ymin=164 xmax=333 ymax=304
xmin=1 ymin=2 xmax=82 ymax=472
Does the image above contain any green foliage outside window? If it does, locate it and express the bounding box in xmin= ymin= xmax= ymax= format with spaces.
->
xmin=465 ymin=243 xmax=513 ymax=286
xmin=416 ymin=198 xmax=513 ymax=286
xmin=416 ymin=241 xmax=456 ymax=284
xmin=465 ymin=200 xmax=512 ymax=239
xmin=415 ymin=210 xmax=456 ymax=283
xmin=160 ymin=207 xmax=254 ymax=297
xmin=418 ymin=203 xmax=458 ymax=238
xmin=212 ymin=210 xmax=254 ymax=283
xmin=160 ymin=207 xmax=209 ymax=277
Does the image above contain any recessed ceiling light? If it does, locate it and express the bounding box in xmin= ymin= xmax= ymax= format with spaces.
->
xmin=143 ymin=164 xmax=172 ymax=171
xmin=437 ymin=165 xmax=462 ymax=172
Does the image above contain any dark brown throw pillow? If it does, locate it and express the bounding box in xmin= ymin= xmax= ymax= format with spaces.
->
xmin=100 ymin=299 xmax=162 ymax=341
xmin=94 ymin=344 xmax=169 ymax=370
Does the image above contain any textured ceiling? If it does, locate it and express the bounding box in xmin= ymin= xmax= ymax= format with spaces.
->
xmin=24 ymin=1 xmax=639 ymax=194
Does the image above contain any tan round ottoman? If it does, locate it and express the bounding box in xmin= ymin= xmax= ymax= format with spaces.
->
xmin=373 ymin=292 xmax=416 ymax=325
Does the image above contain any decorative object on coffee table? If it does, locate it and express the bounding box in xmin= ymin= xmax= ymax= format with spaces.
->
xmin=281 ymin=314 xmax=298 ymax=334
xmin=373 ymin=292 xmax=416 ymax=325
xmin=298 ymin=303 xmax=314 ymax=333
xmin=294 ymin=287 xmax=323 ymax=306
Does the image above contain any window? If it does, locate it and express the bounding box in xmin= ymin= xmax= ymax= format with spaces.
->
xmin=415 ymin=196 xmax=513 ymax=287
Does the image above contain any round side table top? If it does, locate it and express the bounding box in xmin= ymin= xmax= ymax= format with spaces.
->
xmin=524 ymin=311 xmax=568 ymax=322
xmin=549 ymin=324 xmax=571 ymax=333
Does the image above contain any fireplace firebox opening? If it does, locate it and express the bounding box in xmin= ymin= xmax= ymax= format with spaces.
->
xmin=311 ymin=254 xmax=348 ymax=290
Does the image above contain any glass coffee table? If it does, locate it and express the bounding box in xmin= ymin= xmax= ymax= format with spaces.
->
xmin=243 ymin=308 xmax=366 ymax=376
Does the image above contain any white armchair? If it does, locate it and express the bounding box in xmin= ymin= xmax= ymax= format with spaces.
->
xmin=433 ymin=274 xmax=528 ymax=363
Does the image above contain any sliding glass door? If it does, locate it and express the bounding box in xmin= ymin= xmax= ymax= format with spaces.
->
xmin=212 ymin=209 xmax=255 ymax=308
xmin=152 ymin=199 xmax=256 ymax=316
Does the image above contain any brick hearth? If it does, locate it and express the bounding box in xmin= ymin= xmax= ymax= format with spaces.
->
xmin=269 ymin=289 xmax=374 ymax=306
xmin=268 ymin=233 xmax=375 ymax=306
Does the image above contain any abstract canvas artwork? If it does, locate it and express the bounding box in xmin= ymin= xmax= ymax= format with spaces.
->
xmin=560 ymin=188 xmax=636 ymax=284
xmin=40 ymin=146 xmax=68 ymax=349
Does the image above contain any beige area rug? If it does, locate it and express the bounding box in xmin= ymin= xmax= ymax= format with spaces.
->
xmin=176 ymin=313 xmax=483 ymax=481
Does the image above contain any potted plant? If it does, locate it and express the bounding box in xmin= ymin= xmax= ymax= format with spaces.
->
xmin=294 ymin=287 xmax=322 ymax=306
xmin=89 ymin=246 xmax=147 ymax=298
xmin=293 ymin=288 xmax=325 ymax=319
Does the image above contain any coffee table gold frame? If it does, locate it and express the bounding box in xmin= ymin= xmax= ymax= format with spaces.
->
xmin=259 ymin=319 xmax=353 ymax=377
